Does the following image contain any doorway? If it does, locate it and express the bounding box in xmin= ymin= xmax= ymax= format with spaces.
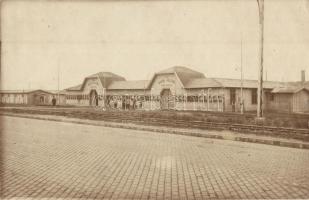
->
xmin=89 ymin=90 xmax=98 ymax=106
xmin=230 ymin=88 xmax=236 ymax=112
xmin=160 ymin=89 xmax=174 ymax=110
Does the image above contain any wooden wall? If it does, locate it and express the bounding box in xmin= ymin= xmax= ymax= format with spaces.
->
xmin=0 ymin=93 xmax=28 ymax=104
xmin=292 ymin=90 xmax=309 ymax=113
xmin=266 ymin=93 xmax=292 ymax=113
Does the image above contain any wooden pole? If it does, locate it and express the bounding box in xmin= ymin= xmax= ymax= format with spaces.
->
xmin=202 ymin=89 xmax=205 ymax=110
xmin=240 ymin=37 xmax=244 ymax=114
xmin=207 ymin=88 xmax=210 ymax=111
xmin=183 ymin=92 xmax=188 ymax=110
xmin=257 ymin=0 xmax=264 ymax=118
xmin=217 ymin=91 xmax=219 ymax=111
xmin=150 ymin=89 xmax=152 ymax=110
xmin=57 ymin=59 xmax=60 ymax=106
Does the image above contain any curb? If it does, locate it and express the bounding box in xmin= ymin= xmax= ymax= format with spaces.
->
xmin=2 ymin=112 xmax=309 ymax=150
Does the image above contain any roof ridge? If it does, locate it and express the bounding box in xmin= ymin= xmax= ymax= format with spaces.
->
xmin=112 ymin=79 xmax=149 ymax=82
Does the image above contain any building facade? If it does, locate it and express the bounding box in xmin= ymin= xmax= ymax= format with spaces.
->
xmin=266 ymin=87 xmax=309 ymax=113
xmin=64 ymin=66 xmax=309 ymax=113
xmin=0 ymin=90 xmax=66 ymax=106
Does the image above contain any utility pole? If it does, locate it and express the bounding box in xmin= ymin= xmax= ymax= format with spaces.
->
xmin=257 ymin=0 xmax=264 ymax=118
xmin=240 ymin=37 xmax=244 ymax=114
xmin=22 ymin=88 xmax=24 ymax=104
xmin=103 ymin=75 xmax=106 ymax=110
xmin=57 ymin=58 xmax=60 ymax=106
xmin=265 ymin=69 xmax=267 ymax=81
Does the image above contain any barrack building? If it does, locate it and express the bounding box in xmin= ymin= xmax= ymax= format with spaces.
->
xmin=63 ymin=66 xmax=309 ymax=113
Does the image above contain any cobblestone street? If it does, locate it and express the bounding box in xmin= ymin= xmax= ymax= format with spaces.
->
xmin=1 ymin=116 xmax=309 ymax=199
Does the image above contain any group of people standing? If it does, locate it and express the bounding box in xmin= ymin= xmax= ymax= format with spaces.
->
xmin=106 ymin=96 xmax=143 ymax=110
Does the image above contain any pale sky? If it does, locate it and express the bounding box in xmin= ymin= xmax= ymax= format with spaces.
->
xmin=1 ymin=0 xmax=309 ymax=90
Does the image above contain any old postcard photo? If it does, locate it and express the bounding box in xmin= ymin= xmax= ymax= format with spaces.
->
xmin=1 ymin=0 xmax=309 ymax=199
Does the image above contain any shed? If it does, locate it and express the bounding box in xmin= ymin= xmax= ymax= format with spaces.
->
xmin=270 ymin=86 xmax=309 ymax=113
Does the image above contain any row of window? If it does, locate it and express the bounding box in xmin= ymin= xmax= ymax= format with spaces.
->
xmin=230 ymin=89 xmax=258 ymax=105
xmin=0 ymin=94 xmax=25 ymax=98
xmin=67 ymin=94 xmax=225 ymax=103
xmin=0 ymin=97 xmax=25 ymax=103
xmin=67 ymin=92 xmax=262 ymax=104
xmin=66 ymin=94 xmax=101 ymax=100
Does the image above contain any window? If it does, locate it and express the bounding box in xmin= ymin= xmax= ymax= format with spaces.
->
xmin=252 ymin=89 xmax=257 ymax=104
xmin=203 ymin=96 xmax=207 ymax=102
xmin=177 ymin=96 xmax=184 ymax=102
xmin=270 ymin=93 xmax=274 ymax=101
xmin=187 ymin=96 xmax=198 ymax=102
xmin=212 ymin=95 xmax=218 ymax=103
xmin=209 ymin=95 xmax=213 ymax=103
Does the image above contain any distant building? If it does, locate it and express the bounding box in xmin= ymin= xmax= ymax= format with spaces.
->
xmin=0 ymin=90 xmax=66 ymax=106
xmin=268 ymin=85 xmax=309 ymax=113
xmin=64 ymin=66 xmax=309 ymax=113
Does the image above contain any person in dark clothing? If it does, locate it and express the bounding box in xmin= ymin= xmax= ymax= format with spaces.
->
xmin=52 ymin=97 xmax=56 ymax=106
xmin=122 ymin=99 xmax=125 ymax=110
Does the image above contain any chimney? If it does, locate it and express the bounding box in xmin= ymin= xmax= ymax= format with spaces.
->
xmin=301 ymin=70 xmax=306 ymax=83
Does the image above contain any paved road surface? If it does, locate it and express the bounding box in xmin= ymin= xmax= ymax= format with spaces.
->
xmin=1 ymin=116 xmax=309 ymax=199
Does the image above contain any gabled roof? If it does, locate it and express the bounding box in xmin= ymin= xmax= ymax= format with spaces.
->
xmin=65 ymin=84 xmax=82 ymax=91
xmin=108 ymin=80 xmax=149 ymax=90
xmin=185 ymin=78 xmax=222 ymax=88
xmin=0 ymin=89 xmax=54 ymax=94
xmin=213 ymin=78 xmax=285 ymax=89
xmin=65 ymin=71 xmax=126 ymax=91
xmin=271 ymin=86 xmax=309 ymax=94
xmin=183 ymin=77 xmax=286 ymax=89
xmin=147 ymin=66 xmax=205 ymax=89
xmin=156 ymin=66 xmax=205 ymax=76
xmin=87 ymin=72 xmax=123 ymax=78
xmin=85 ymin=71 xmax=126 ymax=89
xmin=0 ymin=90 xmax=32 ymax=94
xmin=27 ymin=90 xmax=55 ymax=95
xmin=87 ymin=72 xmax=125 ymax=85
xmin=214 ymin=78 xmax=256 ymax=88
xmin=63 ymin=67 xmax=308 ymax=92
xmin=146 ymin=66 xmax=287 ymax=89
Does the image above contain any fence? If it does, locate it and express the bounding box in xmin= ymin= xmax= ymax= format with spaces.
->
xmin=103 ymin=94 xmax=225 ymax=111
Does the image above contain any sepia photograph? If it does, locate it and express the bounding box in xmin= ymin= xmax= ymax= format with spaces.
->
xmin=0 ymin=0 xmax=309 ymax=199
